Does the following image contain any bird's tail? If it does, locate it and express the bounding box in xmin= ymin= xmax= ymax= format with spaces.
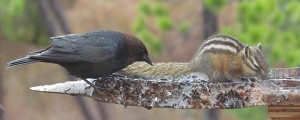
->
xmin=6 ymin=56 xmax=40 ymax=69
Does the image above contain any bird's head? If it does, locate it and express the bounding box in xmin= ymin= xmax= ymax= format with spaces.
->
xmin=125 ymin=35 xmax=153 ymax=66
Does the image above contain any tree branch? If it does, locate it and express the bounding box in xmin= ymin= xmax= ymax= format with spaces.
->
xmin=30 ymin=68 xmax=300 ymax=110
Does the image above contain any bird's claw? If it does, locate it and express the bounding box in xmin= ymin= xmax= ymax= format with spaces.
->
xmin=82 ymin=79 xmax=101 ymax=92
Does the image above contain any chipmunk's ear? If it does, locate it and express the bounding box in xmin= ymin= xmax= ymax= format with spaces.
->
xmin=257 ymin=43 xmax=263 ymax=51
xmin=244 ymin=46 xmax=251 ymax=58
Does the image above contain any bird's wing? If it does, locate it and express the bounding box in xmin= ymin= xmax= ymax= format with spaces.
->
xmin=71 ymin=32 xmax=120 ymax=63
xmin=34 ymin=32 xmax=120 ymax=63
xmin=72 ymin=44 xmax=115 ymax=63
xmin=29 ymin=46 xmax=83 ymax=62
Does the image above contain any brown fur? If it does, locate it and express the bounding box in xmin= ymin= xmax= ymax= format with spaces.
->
xmin=121 ymin=62 xmax=191 ymax=78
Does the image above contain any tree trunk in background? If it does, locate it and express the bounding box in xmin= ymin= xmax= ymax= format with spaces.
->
xmin=202 ymin=3 xmax=219 ymax=120
xmin=203 ymin=6 xmax=218 ymax=39
xmin=0 ymin=38 xmax=4 ymax=120
xmin=97 ymin=103 xmax=109 ymax=120
xmin=37 ymin=1 xmax=109 ymax=120
xmin=37 ymin=0 xmax=56 ymax=36
xmin=0 ymin=67 xmax=4 ymax=120
xmin=49 ymin=0 xmax=72 ymax=34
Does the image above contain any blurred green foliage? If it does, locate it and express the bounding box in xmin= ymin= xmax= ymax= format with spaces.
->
xmin=220 ymin=0 xmax=300 ymax=67
xmin=156 ymin=16 xmax=173 ymax=31
xmin=230 ymin=106 xmax=268 ymax=120
xmin=0 ymin=0 xmax=48 ymax=45
xmin=203 ymin=0 xmax=228 ymax=13
xmin=133 ymin=0 xmax=174 ymax=54
xmin=178 ymin=22 xmax=191 ymax=35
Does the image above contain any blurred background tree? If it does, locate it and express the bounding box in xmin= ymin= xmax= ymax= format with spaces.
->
xmin=0 ymin=0 xmax=49 ymax=45
xmin=133 ymin=0 xmax=169 ymax=54
xmin=1 ymin=0 xmax=299 ymax=120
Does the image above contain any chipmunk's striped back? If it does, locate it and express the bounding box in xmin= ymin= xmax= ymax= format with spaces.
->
xmin=190 ymin=35 xmax=268 ymax=82
xmin=198 ymin=35 xmax=245 ymax=55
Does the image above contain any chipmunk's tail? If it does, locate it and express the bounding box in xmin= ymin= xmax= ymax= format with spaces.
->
xmin=121 ymin=62 xmax=191 ymax=78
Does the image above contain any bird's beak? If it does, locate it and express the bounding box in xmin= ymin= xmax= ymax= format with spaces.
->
xmin=143 ymin=55 xmax=153 ymax=66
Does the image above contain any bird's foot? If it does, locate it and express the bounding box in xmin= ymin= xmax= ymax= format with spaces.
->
xmin=82 ymin=79 xmax=101 ymax=92
xmin=87 ymin=74 xmax=127 ymax=92
xmin=94 ymin=77 xmax=111 ymax=84
xmin=91 ymin=77 xmax=115 ymax=91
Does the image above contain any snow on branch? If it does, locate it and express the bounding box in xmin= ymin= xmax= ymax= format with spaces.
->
xmin=30 ymin=68 xmax=300 ymax=110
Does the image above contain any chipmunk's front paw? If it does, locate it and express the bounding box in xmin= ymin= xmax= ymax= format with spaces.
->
xmin=241 ymin=77 xmax=258 ymax=82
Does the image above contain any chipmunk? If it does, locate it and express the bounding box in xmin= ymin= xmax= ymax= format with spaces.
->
xmin=121 ymin=35 xmax=268 ymax=82
xmin=189 ymin=35 xmax=268 ymax=82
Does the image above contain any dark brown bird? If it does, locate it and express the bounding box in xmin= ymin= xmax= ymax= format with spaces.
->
xmin=6 ymin=30 xmax=153 ymax=90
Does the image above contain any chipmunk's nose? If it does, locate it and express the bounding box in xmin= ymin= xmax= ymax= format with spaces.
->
xmin=260 ymin=69 xmax=268 ymax=80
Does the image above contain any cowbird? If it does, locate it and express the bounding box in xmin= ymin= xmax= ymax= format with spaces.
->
xmin=7 ymin=30 xmax=153 ymax=90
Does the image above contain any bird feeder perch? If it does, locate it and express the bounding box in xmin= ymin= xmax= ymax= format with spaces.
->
xmin=30 ymin=67 xmax=300 ymax=119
